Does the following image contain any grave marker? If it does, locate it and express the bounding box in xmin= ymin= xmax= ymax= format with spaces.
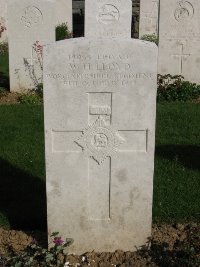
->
xmin=1 ymin=0 xmax=72 ymax=45
xmin=158 ymin=0 xmax=200 ymax=83
xmin=139 ymin=0 xmax=159 ymax=38
xmin=8 ymin=0 xmax=55 ymax=92
xmin=85 ymin=0 xmax=132 ymax=38
xmin=44 ymin=0 xmax=158 ymax=253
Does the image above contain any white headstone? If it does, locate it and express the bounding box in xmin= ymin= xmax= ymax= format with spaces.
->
xmin=8 ymin=0 xmax=55 ymax=92
xmin=44 ymin=0 xmax=158 ymax=254
xmin=0 ymin=0 xmax=7 ymax=42
xmin=0 ymin=0 xmax=72 ymax=44
xmin=85 ymin=0 xmax=132 ymax=38
xmin=56 ymin=0 xmax=73 ymax=31
xmin=139 ymin=0 xmax=159 ymax=38
xmin=158 ymin=0 xmax=200 ymax=83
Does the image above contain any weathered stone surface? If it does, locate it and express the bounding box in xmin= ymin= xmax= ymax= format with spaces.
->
xmin=139 ymin=0 xmax=159 ymax=38
xmin=1 ymin=0 xmax=72 ymax=44
xmin=158 ymin=0 xmax=200 ymax=83
xmin=44 ymin=0 xmax=157 ymax=254
xmin=85 ymin=0 xmax=132 ymax=38
xmin=0 ymin=0 xmax=7 ymax=42
xmin=8 ymin=0 xmax=55 ymax=92
xmin=44 ymin=43 xmax=157 ymax=253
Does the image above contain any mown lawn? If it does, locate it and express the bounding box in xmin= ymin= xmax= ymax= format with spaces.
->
xmin=154 ymin=102 xmax=200 ymax=223
xmin=0 ymin=103 xmax=199 ymax=230
xmin=0 ymin=53 xmax=9 ymax=76
xmin=0 ymin=53 xmax=9 ymax=90
xmin=0 ymin=105 xmax=46 ymax=230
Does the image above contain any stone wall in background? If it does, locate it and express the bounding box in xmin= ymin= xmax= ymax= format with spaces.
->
xmin=0 ymin=0 xmax=8 ymax=42
xmin=132 ymin=0 xmax=140 ymax=38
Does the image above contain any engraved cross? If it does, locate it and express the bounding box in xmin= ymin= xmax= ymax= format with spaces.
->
xmin=171 ymin=44 xmax=190 ymax=74
xmin=52 ymin=93 xmax=148 ymax=221
xmin=25 ymin=46 xmax=38 ymax=67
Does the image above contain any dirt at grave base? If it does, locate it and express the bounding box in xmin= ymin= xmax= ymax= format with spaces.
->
xmin=0 ymin=92 xmax=20 ymax=104
xmin=0 ymin=228 xmax=33 ymax=255
xmin=0 ymin=223 xmax=199 ymax=266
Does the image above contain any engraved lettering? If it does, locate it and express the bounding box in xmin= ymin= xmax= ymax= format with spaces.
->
xmin=90 ymin=105 xmax=111 ymax=115
xmin=84 ymin=63 xmax=91 ymax=70
xmin=69 ymin=63 xmax=78 ymax=70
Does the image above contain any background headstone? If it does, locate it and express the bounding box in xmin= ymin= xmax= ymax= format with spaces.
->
xmin=139 ymin=0 xmax=159 ymax=38
xmin=56 ymin=0 xmax=73 ymax=31
xmin=8 ymin=0 xmax=55 ymax=92
xmin=44 ymin=0 xmax=157 ymax=253
xmin=0 ymin=0 xmax=7 ymax=42
xmin=85 ymin=0 xmax=132 ymax=38
xmin=0 ymin=0 xmax=72 ymax=44
xmin=158 ymin=0 xmax=200 ymax=83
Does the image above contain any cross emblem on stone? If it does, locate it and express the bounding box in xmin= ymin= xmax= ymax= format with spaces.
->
xmin=52 ymin=93 xmax=148 ymax=220
xmin=25 ymin=46 xmax=38 ymax=67
xmin=171 ymin=43 xmax=190 ymax=74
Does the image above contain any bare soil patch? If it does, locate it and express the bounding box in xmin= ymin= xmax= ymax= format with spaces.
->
xmin=0 ymin=223 xmax=199 ymax=266
xmin=0 ymin=92 xmax=20 ymax=105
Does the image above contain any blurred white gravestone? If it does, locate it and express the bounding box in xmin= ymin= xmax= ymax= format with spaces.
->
xmin=0 ymin=0 xmax=7 ymax=42
xmin=44 ymin=0 xmax=158 ymax=254
xmin=1 ymin=0 xmax=72 ymax=45
xmin=139 ymin=0 xmax=159 ymax=38
xmin=158 ymin=0 xmax=200 ymax=83
xmin=56 ymin=0 xmax=72 ymax=31
xmin=8 ymin=0 xmax=55 ymax=92
xmin=85 ymin=0 xmax=132 ymax=38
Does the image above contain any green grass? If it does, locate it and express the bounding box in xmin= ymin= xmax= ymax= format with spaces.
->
xmin=0 ymin=53 xmax=9 ymax=90
xmin=0 ymin=53 xmax=9 ymax=76
xmin=0 ymin=105 xmax=46 ymax=230
xmin=0 ymin=103 xmax=199 ymax=230
xmin=153 ymin=102 xmax=200 ymax=223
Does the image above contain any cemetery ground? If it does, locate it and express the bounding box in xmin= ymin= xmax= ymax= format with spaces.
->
xmin=0 ymin=49 xmax=200 ymax=267
xmin=0 ymin=103 xmax=199 ymax=266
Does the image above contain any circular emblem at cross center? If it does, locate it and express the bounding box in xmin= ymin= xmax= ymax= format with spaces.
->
xmin=92 ymin=133 xmax=109 ymax=150
xmin=86 ymin=127 xmax=115 ymax=154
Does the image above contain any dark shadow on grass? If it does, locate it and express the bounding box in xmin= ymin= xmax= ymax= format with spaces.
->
xmin=0 ymin=157 xmax=47 ymax=231
xmin=156 ymin=145 xmax=200 ymax=171
xmin=0 ymin=71 xmax=9 ymax=90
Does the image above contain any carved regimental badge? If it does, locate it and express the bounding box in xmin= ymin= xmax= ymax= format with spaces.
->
xmin=174 ymin=1 xmax=194 ymax=22
xmin=75 ymin=116 xmax=124 ymax=164
xmin=98 ymin=4 xmax=120 ymax=25
xmin=21 ymin=6 xmax=43 ymax=28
